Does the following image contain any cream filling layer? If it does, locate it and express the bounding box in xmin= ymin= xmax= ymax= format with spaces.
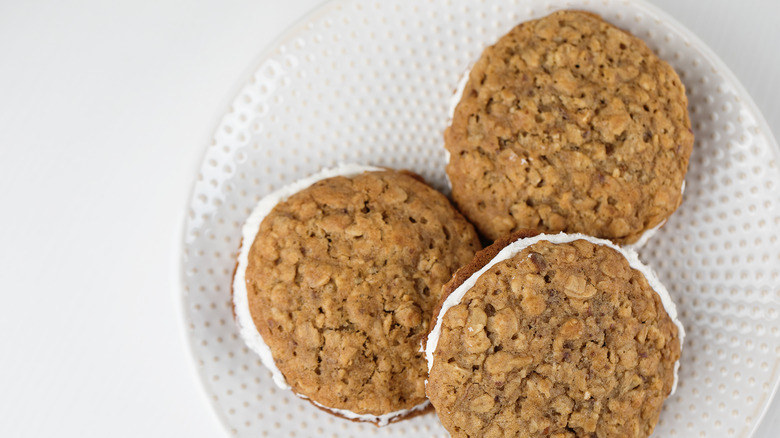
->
xmin=625 ymin=219 xmax=666 ymax=252
xmin=310 ymin=399 xmax=430 ymax=427
xmin=447 ymin=67 xmax=471 ymax=121
xmin=442 ymin=67 xmax=472 ymax=193
xmin=233 ymin=163 xmax=429 ymax=424
xmin=424 ymin=232 xmax=685 ymax=394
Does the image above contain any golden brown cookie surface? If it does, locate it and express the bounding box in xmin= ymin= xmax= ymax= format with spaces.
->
xmin=245 ymin=170 xmax=480 ymax=419
xmin=426 ymin=237 xmax=680 ymax=437
xmin=445 ymin=10 xmax=693 ymax=243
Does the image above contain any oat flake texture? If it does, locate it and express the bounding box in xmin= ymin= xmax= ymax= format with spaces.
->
xmin=244 ymin=170 xmax=479 ymax=420
xmin=446 ymin=10 xmax=694 ymax=244
xmin=427 ymin=236 xmax=680 ymax=437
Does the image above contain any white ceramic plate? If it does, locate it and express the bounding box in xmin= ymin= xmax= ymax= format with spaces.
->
xmin=178 ymin=0 xmax=780 ymax=436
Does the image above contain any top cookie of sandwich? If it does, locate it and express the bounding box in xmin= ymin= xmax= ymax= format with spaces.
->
xmin=425 ymin=232 xmax=682 ymax=437
xmin=244 ymin=169 xmax=480 ymax=418
xmin=445 ymin=10 xmax=693 ymax=244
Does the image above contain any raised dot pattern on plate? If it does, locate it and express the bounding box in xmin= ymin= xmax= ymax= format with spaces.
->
xmin=180 ymin=0 xmax=780 ymax=436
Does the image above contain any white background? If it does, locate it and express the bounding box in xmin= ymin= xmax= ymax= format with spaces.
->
xmin=0 ymin=0 xmax=778 ymax=436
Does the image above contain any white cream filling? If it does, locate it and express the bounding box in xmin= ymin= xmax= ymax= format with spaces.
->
xmin=624 ymin=219 xmax=666 ymax=252
xmin=233 ymin=163 xmax=429 ymax=423
xmin=442 ymin=68 xmax=472 ymax=193
xmin=310 ymin=399 xmax=430 ymax=427
xmin=447 ymin=68 xmax=471 ymax=121
xmin=425 ymin=232 xmax=685 ymax=394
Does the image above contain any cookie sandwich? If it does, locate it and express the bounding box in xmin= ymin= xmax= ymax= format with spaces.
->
xmin=425 ymin=231 xmax=683 ymax=437
xmin=233 ymin=164 xmax=481 ymax=425
xmin=445 ymin=10 xmax=694 ymax=244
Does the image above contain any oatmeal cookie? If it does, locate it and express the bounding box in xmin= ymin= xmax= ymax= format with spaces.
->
xmin=425 ymin=231 xmax=683 ymax=437
xmin=445 ymin=10 xmax=694 ymax=244
xmin=233 ymin=164 xmax=481 ymax=425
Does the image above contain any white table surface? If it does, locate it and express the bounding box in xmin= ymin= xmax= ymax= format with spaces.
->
xmin=0 ymin=0 xmax=778 ymax=436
